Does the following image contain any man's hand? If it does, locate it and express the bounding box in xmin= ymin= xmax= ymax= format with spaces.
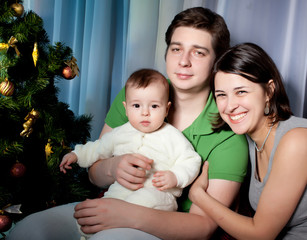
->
xmin=111 ymin=153 xmax=153 ymax=190
xmin=74 ymin=198 xmax=135 ymax=234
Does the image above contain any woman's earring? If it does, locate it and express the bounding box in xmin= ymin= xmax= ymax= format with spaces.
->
xmin=264 ymin=102 xmax=270 ymax=115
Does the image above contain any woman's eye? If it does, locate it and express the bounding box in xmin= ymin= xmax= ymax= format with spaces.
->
xmin=215 ymin=93 xmax=225 ymax=98
xmin=237 ymin=90 xmax=247 ymax=95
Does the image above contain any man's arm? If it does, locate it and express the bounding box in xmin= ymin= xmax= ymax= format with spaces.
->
xmin=75 ymin=178 xmax=241 ymax=239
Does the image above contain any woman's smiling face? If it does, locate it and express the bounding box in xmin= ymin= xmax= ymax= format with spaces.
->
xmin=214 ymin=71 xmax=268 ymax=135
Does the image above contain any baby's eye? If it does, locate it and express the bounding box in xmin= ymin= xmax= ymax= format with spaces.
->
xmin=152 ymin=104 xmax=159 ymax=109
xmin=133 ymin=104 xmax=140 ymax=108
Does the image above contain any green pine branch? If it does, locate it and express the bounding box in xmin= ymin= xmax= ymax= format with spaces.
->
xmin=0 ymin=1 xmax=99 ymax=224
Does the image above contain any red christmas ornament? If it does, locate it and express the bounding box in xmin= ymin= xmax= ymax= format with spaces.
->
xmin=62 ymin=66 xmax=76 ymax=80
xmin=62 ymin=57 xmax=79 ymax=80
xmin=0 ymin=215 xmax=12 ymax=232
xmin=0 ymin=78 xmax=14 ymax=96
xmin=10 ymin=162 xmax=26 ymax=178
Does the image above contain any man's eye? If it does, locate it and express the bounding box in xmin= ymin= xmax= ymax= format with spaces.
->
xmin=171 ymin=47 xmax=180 ymax=53
xmin=194 ymin=51 xmax=205 ymax=56
xmin=133 ymin=104 xmax=140 ymax=108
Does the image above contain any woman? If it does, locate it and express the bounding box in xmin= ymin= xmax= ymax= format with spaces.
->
xmin=189 ymin=42 xmax=307 ymax=239
xmin=74 ymin=7 xmax=248 ymax=240
xmin=8 ymin=8 xmax=248 ymax=240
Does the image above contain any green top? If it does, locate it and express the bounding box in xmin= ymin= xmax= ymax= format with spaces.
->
xmin=105 ymin=86 xmax=248 ymax=212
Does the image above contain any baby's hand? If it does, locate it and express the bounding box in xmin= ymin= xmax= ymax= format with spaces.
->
xmin=59 ymin=152 xmax=78 ymax=174
xmin=152 ymin=171 xmax=177 ymax=191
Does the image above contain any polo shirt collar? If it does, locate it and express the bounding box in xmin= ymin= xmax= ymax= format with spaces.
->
xmin=183 ymin=92 xmax=218 ymax=137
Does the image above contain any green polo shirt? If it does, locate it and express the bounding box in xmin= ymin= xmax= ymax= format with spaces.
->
xmin=105 ymin=86 xmax=248 ymax=212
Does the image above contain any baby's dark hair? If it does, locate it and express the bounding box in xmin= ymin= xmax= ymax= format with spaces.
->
xmin=125 ymin=69 xmax=169 ymax=98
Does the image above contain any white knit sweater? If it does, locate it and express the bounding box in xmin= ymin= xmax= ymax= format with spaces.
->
xmin=74 ymin=122 xmax=201 ymax=211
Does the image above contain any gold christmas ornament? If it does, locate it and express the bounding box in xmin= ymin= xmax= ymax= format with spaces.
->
xmin=0 ymin=36 xmax=20 ymax=56
xmin=11 ymin=3 xmax=24 ymax=17
xmin=0 ymin=43 xmax=7 ymax=50
xmin=32 ymin=42 xmax=39 ymax=67
xmin=20 ymin=109 xmax=40 ymax=137
xmin=0 ymin=78 xmax=14 ymax=96
xmin=45 ymin=139 xmax=54 ymax=159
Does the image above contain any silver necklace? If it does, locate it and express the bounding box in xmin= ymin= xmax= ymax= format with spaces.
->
xmin=254 ymin=125 xmax=273 ymax=152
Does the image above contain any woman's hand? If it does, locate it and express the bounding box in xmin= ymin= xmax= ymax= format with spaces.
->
xmin=189 ymin=161 xmax=209 ymax=204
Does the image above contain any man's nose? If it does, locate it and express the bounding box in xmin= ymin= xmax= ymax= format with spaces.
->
xmin=179 ymin=52 xmax=191 ymax=67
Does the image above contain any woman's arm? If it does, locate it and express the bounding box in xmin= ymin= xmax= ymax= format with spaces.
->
xmin=190 ymin=128 xmax=307 ymax=240
xmin=75 ymin=177 xmax=241 ymax=240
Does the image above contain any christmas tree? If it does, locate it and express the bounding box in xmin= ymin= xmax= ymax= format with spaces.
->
xmin=0 ymin=0 xmax=99 ymax=235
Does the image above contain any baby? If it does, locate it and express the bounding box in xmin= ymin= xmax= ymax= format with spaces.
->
xmin=60 ymin=68 xmax=201 ymax=239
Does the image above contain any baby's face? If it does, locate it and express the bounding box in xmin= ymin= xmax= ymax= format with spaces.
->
xmin=124 ymin=82 xmax=170 ymax=133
